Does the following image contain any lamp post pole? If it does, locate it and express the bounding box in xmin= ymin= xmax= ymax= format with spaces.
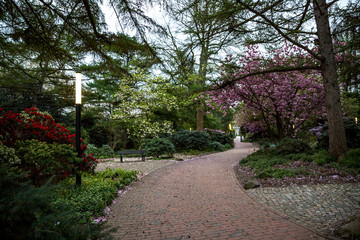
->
xmin=75 ymin=72 xmax=82 ymax=186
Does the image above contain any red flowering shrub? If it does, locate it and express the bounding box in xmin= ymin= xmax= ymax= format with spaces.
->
xmin=15 ymin=139 xmax=80 ymax=184
xmin=0 ymin=108 xmax=98 ymax=177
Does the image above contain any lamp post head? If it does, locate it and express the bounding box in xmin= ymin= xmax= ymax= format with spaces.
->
xmin=75 ymin=72 xmax=82 ymax=104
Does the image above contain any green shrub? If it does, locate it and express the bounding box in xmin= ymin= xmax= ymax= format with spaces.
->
xmin=208 ymin=141 xmax=225 ymax=151
xmin=275 ymin=138 xmax=311 ymax=155
xmin=0 ymin=164 xmax=109 ymax=240
xmin=168 ymin=130 xmax=211 ymax=151
xmin=205 ymin=129 xmax=234 ymax=148
xmin=311 ymin=150 xmax=337 ymax=166
xmin=55 ymin=169 xmax=137 ymax=222
xmin=224 ymin=143 xmax=232 ymax=149
xmin=254 ymin=138 xmax=277 ymax=150
xmin=86 ymin=144 xmax=114 ymax=159
xmin=0 ymin=142 xmax=20 ymax=165
xmin=244 ymin=132 xmax=254 ymax=142
xmin=98 ymin=145 xmax=115 ymax=158
xmin=317 ymin=119 xmax=360 ymax=150
xmin=86 ymin=144 xmax=100 ymax=156
xmin=142 ymin=138 xmax=175 ymax=158
xmin=341 ymin=148 xmax=360 ymax=171
xmin=15 ymin=139 xmax=80 ymax=184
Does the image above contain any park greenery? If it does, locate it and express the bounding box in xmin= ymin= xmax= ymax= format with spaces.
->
xmin=1 ymin=0 xmax=360 ymax=239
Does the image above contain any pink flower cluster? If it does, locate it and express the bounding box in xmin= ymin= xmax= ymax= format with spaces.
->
xmin=208 ymin=44 xmax=327 ymax=137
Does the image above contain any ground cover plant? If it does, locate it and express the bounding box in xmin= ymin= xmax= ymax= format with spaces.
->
xmin=0 ymin=157 xmax=137 ymax=240
xmin=238 ymin=138 xmax=360 ymax=187
xmin=54 ymin=168 xmax=138 ymax=224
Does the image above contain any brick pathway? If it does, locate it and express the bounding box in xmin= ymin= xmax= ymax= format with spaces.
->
xmin=107 ymin=143 xmax=324 ymax=239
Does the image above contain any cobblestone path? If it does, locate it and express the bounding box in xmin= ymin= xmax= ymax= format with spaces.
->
xmin=247 ymin=183 xmax=360 ymax=236
xmin=107 ymin=143 xmax=324 ymax=239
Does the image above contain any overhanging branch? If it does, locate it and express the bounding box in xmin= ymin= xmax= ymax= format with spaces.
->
xmin=213 ymin=65 xmax=322 ymax=90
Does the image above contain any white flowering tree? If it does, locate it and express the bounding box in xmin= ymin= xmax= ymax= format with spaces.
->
xmin=112 ymin=69 xmax=177 ymax=147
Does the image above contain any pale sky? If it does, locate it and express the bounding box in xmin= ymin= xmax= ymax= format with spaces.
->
xmin=101 ymin=0 xmax=352 ymax=34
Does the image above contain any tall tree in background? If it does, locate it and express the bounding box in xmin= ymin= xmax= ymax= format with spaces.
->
xmin=0 ymin=0 xmax=108 ymax=113
xmin=0 ymin=0 xmax=164 ymax=113
xmin=313 ymin=0 xmax=347 ymax=157
xmin=81 ymin=33 xmax=159 ymax=149
xmin=333 ymin=1 xmax=360 ymax=92
xmin=167 ymin=0 xmax=245 ymax=130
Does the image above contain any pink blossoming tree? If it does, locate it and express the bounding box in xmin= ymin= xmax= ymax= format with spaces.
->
xmin=207 ymin=44 xmax=326 ymax=139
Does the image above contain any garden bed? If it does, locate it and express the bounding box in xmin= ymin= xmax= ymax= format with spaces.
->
xmin=236 ymin=143 xmax=360 ymax=188
xmin=236 ymin=161 xmax=360 ymax=188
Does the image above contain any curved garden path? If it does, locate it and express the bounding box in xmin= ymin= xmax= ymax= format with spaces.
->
xmin=107 ymin=142 xmax=324 ymax=239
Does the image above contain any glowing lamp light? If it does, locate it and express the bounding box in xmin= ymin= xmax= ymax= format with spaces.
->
xmin=75 ymin=73 xmax=82 ymax=104
xmin=229 ymin=123 xmax=232 ymax=130
xmin=75 ymin=72 xmax=82 ymax=186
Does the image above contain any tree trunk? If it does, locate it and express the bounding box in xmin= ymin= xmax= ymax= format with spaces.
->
xmin=275 ymin=113 xmax=284 ymax=140
xmin=313 ymin=0 xmax=347 ymax=157
xmin=196 ymin=42 xmax=209 ymax=131
xmin=196 ymin=101 xmax=205 ymax=131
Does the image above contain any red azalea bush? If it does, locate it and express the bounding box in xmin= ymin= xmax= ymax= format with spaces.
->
xmin=0 ymin=107 xmax=98 ymax=177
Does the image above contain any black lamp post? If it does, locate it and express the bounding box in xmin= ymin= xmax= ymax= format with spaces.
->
xmin=75 ymin=72 xmax=82 ymax=186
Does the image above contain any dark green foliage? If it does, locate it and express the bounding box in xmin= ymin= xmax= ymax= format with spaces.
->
xmin=256 ymin=168 xmax=294 ymax=179
xmin=311 ymin=150 xmax=337 ymax=166
xmin=0 ymin=142 xmax=20 ymax=165
xmin=240 ymin=150 xmax=288 ymax=169
xmin=86 ymin=144 xmax=99 ymax=156
xmin=275 ymin=138 xmax=311 ymax=155
xmin=255 ymin=167 xmax=309 ymax=179
xmin=0 ymin=164 xmax=111 ymax=240
xmin=317 ymin=119 xmax=360 ymax=150
xmin=341 ymin=148 xmax=360 ymax=172
xmin=142 ymin=138 xmax=176 ymax=158
xmin=205 ymin=129 xmax=234 ymax=148
xmin=254 ymin=138 xmax=276 ymax=150
xmin=208 ymin=141 xmax=225 ymax=151
xmin=95 ymin=168 xmax=138 ymax=182
xmin=86 ymin=144 xmax=114 ymax=159
xmin=168 ymin=130 xmax=211 ymax=151
xmin=240 ymin=141 xmax=360 ymax=179
xmin=88 ymin=124 xmax=110 ymax=147
xmin=15 ymin=139 xmax=80 ymax=184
